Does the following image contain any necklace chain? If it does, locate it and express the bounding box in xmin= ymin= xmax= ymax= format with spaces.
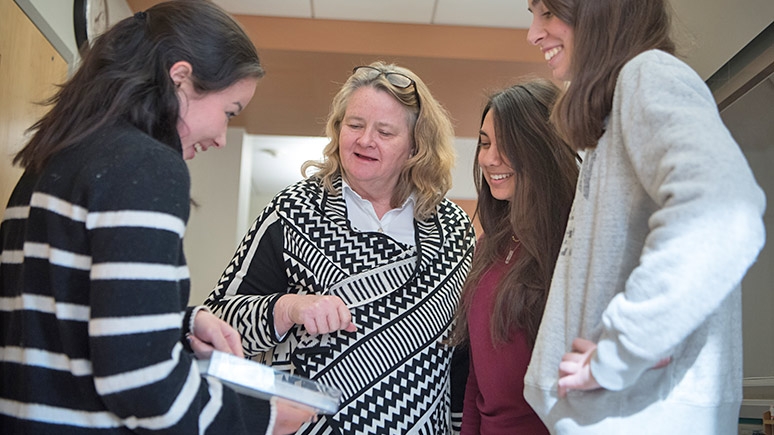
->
xmin=505 ymin=235 xmax=520 ymax=264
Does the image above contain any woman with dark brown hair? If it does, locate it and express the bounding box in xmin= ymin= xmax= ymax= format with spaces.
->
xmin=0 ymin=1 xmax=313 ymax=433
xmin=451 ymin=78 xmax=578 ymax=434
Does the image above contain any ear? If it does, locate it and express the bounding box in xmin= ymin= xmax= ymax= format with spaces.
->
xmin=169 ymin=61 xmax=193 ymax=88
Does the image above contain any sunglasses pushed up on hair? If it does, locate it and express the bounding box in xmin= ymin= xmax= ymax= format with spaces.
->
xmin=352 ymin=65 xmax=421 ymax=110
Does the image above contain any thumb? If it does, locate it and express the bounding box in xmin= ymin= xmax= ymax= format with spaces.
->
xmin=571 ymin=337 xmax=596 ymax=354
xmin=188 ymin=334 xmax=215 ymax=359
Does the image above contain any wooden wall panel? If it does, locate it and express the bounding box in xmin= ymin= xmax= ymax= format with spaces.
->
xmin=0 ymin=0 xmax=68 ymax=212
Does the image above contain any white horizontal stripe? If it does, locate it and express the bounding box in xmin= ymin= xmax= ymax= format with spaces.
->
xmin=156 ymin=361 xmax=203 ymax=430
xmin=1 ymin=249 xmax=24 ymax=264
xmin=94 ymin=342 xmax=182 ymax=395
xmin=0 ymin=294 xmax=90 ymax=321
xmin=2 ymin=205 xmax=29 ymax=220
xmin=86 ymin=210 xmax=185 ymax=238
xmin=0 ymin=349 xmax=201 ymax=431
xmin=119 ymin=359 xmax=202 ymax=431
xmin=31 ymin=192 xmax=87 ymax=222
xmin=91 ymin=263 xmax=189 ymax=281
xmin=200 ymin=378 xmax=223 ymax=432
xmin=90 ymin=312 xmax=182 ymax=336
xmin=1 ymin=346 xmax=92 ymax=376
xmin=25 ymin=243 xmax=92 ymax=270
xmin=0 ymin=398 xmax=122 ymax=429
xmin=57 ymin=300 xmax=91 ymax=321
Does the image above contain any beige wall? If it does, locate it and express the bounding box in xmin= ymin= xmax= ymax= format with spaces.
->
xmin=670 ymin=0 xmax=774 ymax=79
xmin=185 ymin=129 xmax=252 ymax=305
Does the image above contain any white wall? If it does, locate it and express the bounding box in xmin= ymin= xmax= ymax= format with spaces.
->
xmin=450 ymin=137 xmax=479 ymax=200
xmin=671 ymin=0 xmax=774 ymax=79
xmin=722 ymin=75 xmax=774 ymax=417
xmin=736 ymin=144 xmax=774 ymax=418
xmin=185 ymin=128 xmax=253 ymax=305
xmin=15 ymin=0 xmax=131 ymax=71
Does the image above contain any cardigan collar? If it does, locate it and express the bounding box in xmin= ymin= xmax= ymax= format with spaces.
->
xmin=319 ymin=175 xmax=444 ymax=272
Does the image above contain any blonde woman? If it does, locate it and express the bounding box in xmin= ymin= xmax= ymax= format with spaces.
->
xmin=206 ymin=61 xmax=475 ymax=434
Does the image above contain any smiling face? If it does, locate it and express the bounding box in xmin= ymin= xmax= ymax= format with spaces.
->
xmin=527 ymin=0 xmax=574 ymax=82
xmin=338 ymin=86 xmax=413 ymax=200
xmin=175 ymin=72 xmax=257 ymax=160
xmin=478 ymin=110 xmax=516 ymax=201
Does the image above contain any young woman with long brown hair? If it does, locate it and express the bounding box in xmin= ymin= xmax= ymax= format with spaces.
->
xmin=451 ymin=78 xmax=578 ymax=434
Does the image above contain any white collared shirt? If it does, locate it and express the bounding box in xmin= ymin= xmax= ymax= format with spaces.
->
xmin=342 ymin=181 xmax=416 ymax=246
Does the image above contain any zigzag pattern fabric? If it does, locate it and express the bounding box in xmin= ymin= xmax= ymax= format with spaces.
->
xmin=206 ymin=176 xmax=474 ymax=434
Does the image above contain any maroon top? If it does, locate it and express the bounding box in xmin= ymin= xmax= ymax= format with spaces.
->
xmin=461 ymin=253 xmax=549 ymax=435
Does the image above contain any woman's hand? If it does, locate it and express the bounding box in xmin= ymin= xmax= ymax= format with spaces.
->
xmin=274 ymin=294 xmax=358 ymax=336
xmin=557 ymin=338 xmax=600 ymax=397
xmin=273 ymin=398 xmax=318 ymax=435
xmin=557 ymin=337 xmax=672 ymax=398
xmin=189 ymin=309 xmax=244 ymax=359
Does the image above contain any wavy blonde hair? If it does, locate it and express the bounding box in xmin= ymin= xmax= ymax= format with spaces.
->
xmin=302 ymin=61 xmax=456 ymax=220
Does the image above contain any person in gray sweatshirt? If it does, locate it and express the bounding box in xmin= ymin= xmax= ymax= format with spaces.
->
xmin=522 ymin=0 xmax=767 ymax=433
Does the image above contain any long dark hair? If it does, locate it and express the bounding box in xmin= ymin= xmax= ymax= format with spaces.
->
xmin=15 ymin=0 xmax=264 ymax=172
xmin=540 ymin=0 xmax=675 ymax=150
xmin=451 ymin=79 xmax=579 ymax=348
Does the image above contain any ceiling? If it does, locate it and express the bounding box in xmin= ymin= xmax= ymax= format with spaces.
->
xmin=125 ymin=0 xmax=774 ymax=197
xmin=211 ymin=0 xmax=534 ymax=29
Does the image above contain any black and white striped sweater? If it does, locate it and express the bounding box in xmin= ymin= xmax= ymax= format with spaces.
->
xmin=0 ymin=123 xmax=270 ymax=434
xmin=205 ymin=176 xmax=475 ymax=434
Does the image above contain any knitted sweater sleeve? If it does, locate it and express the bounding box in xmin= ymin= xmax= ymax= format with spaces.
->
xmin=204 ymin=199 xmax=289 ymax=356
xmin=85 ymin=138 xmax=271 ymax=433
xmin=590 ymin=50 xmax=767 ymax=390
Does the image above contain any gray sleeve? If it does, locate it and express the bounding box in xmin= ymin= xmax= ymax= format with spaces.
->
xmin=591 ymin=51 xmax=767 ymax=390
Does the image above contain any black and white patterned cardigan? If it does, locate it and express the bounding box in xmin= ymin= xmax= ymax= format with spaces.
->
xmin=205 ymin=176 xmax=475 ymax=434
